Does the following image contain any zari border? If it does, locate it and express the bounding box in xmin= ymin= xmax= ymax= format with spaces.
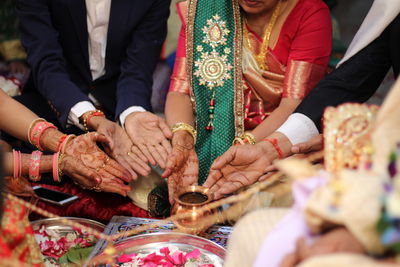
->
xmin=232 ymin=0 xmax=244 ymax=137
xmin=186 ymin=0 xmax=198 ymax=131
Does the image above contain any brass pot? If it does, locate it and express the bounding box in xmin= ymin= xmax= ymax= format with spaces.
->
xmin=171 ymin=186 xmax=213 ymax=234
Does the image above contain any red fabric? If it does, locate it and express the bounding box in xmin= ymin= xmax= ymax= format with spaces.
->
xmin=30 ymin=182 xmax=150 ymax=223
xmin=272 ymin=0 xmax=332 ymax=67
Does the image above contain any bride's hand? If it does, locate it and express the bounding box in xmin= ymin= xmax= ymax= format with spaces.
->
xmin=162 ymin=131 xmax=198 ymax=204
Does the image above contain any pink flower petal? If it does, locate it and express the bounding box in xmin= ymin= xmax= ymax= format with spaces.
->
xmin=118 ymin=254 xmax=134 ymax=263
xmin=171 ymin=251 xmax=185 ymax=265
xmin=160 ymin=246 xmax=170 ymax=256
xmin=185 ymin=249 xmax=200 ymax=260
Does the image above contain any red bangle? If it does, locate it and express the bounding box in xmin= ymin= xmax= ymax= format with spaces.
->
xmin=29 ymin=151 xmax=43 ymax=181
xmin=83 ymin=110 xmax=105 ymax=131
xmin=52 ymin=152 xmax=61 ymax=182
xmin=29 ymin=121 xmax=57 ymax=151
xmin=56 ymin=135 xmax=68 ymax=152
xmin=262 ymin=138 xmax=284 ymax=159
xmin=58 ymin=134 xmax=76 ymax=153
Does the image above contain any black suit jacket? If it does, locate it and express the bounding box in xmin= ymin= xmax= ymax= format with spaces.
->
xmin=296 ymin=13 xmax=400 ymax=130
xmin=17 ymin=0 xmax=170 ymax=127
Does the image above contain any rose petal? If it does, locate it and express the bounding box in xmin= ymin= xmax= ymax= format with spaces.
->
xmin=171 ymin=251 xmax=185 ymax=265
xmin=185 ymin=249 xmax=200 ymax=260
xmin=160 ymin=246 xmax=170 ymax=256
xmin=118 ymin=254 xmax=134 ymax=263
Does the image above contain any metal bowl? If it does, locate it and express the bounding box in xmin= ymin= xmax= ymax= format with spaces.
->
xmin=91 ymin=232 xmax=226 ymax=266
xmin=31 ymin=217 xmax=105 ymax=234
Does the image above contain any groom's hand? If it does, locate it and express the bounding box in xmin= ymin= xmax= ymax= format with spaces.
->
xmin=125 ymin=112 xmax=172 ymax=169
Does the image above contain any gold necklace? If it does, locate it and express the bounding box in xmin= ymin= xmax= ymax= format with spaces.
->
xmin=243 ymin=0 xmax=283 ymax=70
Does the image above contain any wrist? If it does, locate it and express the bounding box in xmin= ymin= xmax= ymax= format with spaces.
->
xmin=80 ymin=110 xmax=106 ymax=131
xmin=40 ymin=128 xmax=64 ymax=152
xmin=172 ymin=130 xmax=194 ymax=150
xmin=87 ymin=115 xmax=107 ymax=131
xmin=260 ymin=132 xmax=293 ymax=160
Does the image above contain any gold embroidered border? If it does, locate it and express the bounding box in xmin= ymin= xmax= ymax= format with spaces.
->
xmin=233 ymin=0 xmax=244 ymax=137
xmin=186 ymin=0 xmax=198 ymax=128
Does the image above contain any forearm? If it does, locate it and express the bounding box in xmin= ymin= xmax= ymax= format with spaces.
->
xmin=4 ymin=152 xmax=53 ymax=177
xmin=0 ymin=91 xmax=38 ymax=141
xmin=251 ymin=99 xmax=301 ymax=142
xmin=165 ymin=92 xmax=195 ymax=127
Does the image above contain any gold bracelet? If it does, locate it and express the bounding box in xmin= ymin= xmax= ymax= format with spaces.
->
xmin=243 ymin=132 xmax=256 ymax=145
xmin=80 ymin=110 xmax=105 ymax=132
xmin=57 ymin=153 xmax=65 ymax=178
xmin=232 ymin=137 xmax=245 ymax=146
xmin=27 ymin=118 xmax=46 ymax=145
xmin=171 ymin=122 xmax=197 ymax=143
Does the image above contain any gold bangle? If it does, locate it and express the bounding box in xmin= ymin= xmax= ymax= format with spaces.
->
xmin=171 ymin=122 xmax=197 ymax=143
xmin=57 ymin=153 xmax=65 ymax=179
xmin=232 ymin=137 xmax=245 ymax=146
xmin=80 ymin=110 xmax=105 ymax=132
xmin=27 ymin=118 xmax=46 ymax=145
xmin=243 ymin=132 xmax=256 ymax=145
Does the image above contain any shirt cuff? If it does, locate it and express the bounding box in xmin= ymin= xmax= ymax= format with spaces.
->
xmin=276 ymin=113 xmax=319 ymax=145
xmin=68 ymin=101 xmax=96 ymax=130
xmin=119 ymin=106 xmax=146 ymax=127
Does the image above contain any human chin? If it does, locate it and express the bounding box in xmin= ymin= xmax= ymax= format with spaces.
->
xmin=239 ymin=0 xmax=265 ymax=14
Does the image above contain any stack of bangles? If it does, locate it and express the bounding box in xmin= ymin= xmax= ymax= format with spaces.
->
xmin=13 ymin=150 xmax=65 ymax=182
xmin=171 ymin=122 xmax=197 ymax=143
xmin=28 ymin=118 xmax=57 ymax=151
xmin=233 ymin=132 xmax=256 ymax=146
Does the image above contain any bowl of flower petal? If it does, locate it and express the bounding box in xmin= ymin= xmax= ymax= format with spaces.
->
xmin=31 ymin=217 xmax=105 ymax=267
xmin=90 ymin=232 xmax=226 ymax=267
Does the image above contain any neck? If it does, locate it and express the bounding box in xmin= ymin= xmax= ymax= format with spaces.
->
xmin=244 ymin=3 xmax=279 ymax=36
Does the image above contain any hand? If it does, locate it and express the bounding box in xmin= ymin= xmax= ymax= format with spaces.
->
xmin=161 ymin=131 xmax=198 ymax=204
xmin=90 ymin=117 xmax=151 ymax=178
xmin=279 ymin=227 xmax=366 ymax=267
xmin=8 ymin=61 xmax=29 ymax=75
xmin=203 ymin=141 xmax=276 ymax=200
xmin=291 ymin=134 xmax=323 ymax=154
xmin=63 ymin=132 xmax=133 ymax=195
xmin=61 ymin=155 xmax=131 ymax=196
xmin=125 ymin=112 xmax=172 ymax=169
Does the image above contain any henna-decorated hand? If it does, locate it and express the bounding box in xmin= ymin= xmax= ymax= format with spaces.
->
xmin=162 ymin=131 xmax=198 ymax=204
xmin=63 ymin=132 xmax=132 ymax=195
xmin=125 ymin=112 xmax=173 ymax=169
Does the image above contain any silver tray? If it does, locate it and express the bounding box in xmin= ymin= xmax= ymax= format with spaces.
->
xmin=31 ymin=217 xmax=106 ymax=234
xmin=92 ymin=232 xmax=226 ymax=266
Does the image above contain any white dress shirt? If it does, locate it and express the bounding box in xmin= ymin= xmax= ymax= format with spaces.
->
xmin=68 ymin=0 xmax=145 ymax=130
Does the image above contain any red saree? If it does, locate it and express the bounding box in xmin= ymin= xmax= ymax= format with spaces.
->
xmin=169 ymin=0 xmax=332 ymax=130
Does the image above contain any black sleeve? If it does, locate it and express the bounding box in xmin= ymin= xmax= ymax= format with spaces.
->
xmin=295 ymin=29 xmax=392 ymax=130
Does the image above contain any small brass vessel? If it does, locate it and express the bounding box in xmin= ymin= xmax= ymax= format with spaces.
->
xmin=171 ymin=185 xmax=213 ymax=234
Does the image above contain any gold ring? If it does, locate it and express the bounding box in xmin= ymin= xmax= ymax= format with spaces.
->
xmin=105 ymin=157 xmax=110 ymax=163
xmin=127 ymin=151 xmax=132 ymax=156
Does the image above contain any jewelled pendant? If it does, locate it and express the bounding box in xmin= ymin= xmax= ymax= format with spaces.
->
xmin=205 ymin=93 xmax=215 ymax=131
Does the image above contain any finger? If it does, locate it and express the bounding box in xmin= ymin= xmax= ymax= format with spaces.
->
xmin=131 ymin=145 xmax=149 ymax=164
xmin=161 ymin=152 xmax=178 ymax=178
xmin=263 ymin=164 xmax=277 ymax=173
xmin=258 ymin=173 xmax=275 ymax=182
xmin=168 ymin=178 xmax=177 ymax=204
xmin=203 ymin=169 xmax=222 ymax=188
xmin=107 ymin=157 xmax=133 ymax=179
xmin=155 ymin=143 xmax=169 ymax=166
xmin=158 ymin=119 xmax=173 ymax=139
xmin=209 ymin=147 xmax=237 ymax=170
xmin=148 ymin=144 xmax=166 ymax=168
xmin=114 ymin=155 xmax=138 ymax=180
xmin=279 ymin=253 xmax=298 ymax=267
xmin=161 ymin=139 xmax=172 ymax=155
xmin=126 ymin=153 xmax=151 ymax=177
xmin=101 ymin=180 xmax=131 ymax=196
xmin=103 ymin=163 xmax=131 ymax=183
xmin=68 ymin=160 xmax=102 ymax=186
xmin=138 ymin=143 xmax=156 ymax=166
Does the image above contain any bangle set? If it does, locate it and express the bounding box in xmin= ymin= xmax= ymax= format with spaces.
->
xmin=58 ymin=134 xmax=76 ymax=153
xmin=29 ymin=150 xmax=43 ymax=181
xmin=171 ymin=122 xmax=197 ymax=143
xmin=52 ymin=152 xmax=64 ymax=182
xmin=262 ymin=138 xmax=284 ymax=159
xmin=81 ymin=110 xmax=105 ymax=132
xmin=28 ymin=119 xmax=57 ymax=151
xmin=13 ymin=149 xmax=22 ymax=179
xmin=232 ymin=132 xmax=256 ymax=146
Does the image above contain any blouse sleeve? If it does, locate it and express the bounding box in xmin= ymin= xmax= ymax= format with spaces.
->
xmin=168 ymin=2 xmax=190 ymax=95
xmin=282 ymin=3 xmax=332 ymax=99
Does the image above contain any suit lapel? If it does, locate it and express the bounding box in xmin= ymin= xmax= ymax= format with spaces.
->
xmin=68 ymin=0 xmax=90 ymax=78
xmin=105 ymin=0 xmax=132 ymax=72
